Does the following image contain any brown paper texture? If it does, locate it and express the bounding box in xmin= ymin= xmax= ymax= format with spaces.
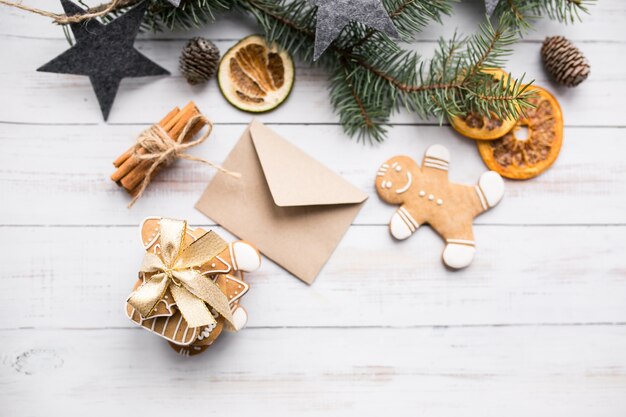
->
xmin=195 ymin=120 xmax=367 ymax=284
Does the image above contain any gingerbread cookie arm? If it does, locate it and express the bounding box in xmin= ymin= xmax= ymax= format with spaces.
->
xmin=421 ymin=144 xmax=450 ymax=180
xmin=474 ymin=171 xmax=505 ymax=213
xmin=389 ymin=205 xmax=423 ymax=240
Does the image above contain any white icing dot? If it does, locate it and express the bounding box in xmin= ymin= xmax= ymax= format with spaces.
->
xmin=394 ymin=166 xmax=402 ymax=172
xmin=428 ymin=194 xmax=434 ymax=201
xmin=164 ymin=295 xmax=168 ymax=299
xmin=211 ymin=263 xmax=216 ymax=268
xmin=437 ymin=199 xmax=443 ymax=205
xmin=385 ymin=181 xmax=393 ymax=188
xmin=419 ymin=190 xmax=425 ymax=197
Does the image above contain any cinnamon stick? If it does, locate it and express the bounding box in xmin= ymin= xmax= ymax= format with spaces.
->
xmin=119 ymin=104 xmax=200 ymax=191
xmin=113 ymin=107 xmax=180 ymax=169
xmin=128 ymin=120 xmax=207 ymax=197
xmin=111 ymin=101 xmax=208 ymax=194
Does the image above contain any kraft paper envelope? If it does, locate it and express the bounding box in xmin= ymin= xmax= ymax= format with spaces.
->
xmin=195 ymin=120 xmax=368 ymax=284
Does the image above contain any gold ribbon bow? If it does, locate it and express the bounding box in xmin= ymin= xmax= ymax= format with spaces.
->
xmin=127 ymin=218 xmax=234 ymax=329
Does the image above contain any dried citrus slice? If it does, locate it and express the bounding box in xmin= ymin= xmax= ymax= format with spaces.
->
xmin=218 ymin=35 xmax=294 ymax=113
xmin=477 ymin=85 xmax=563 ymax=180
xmin=450 ymin=68 xmax=517 ymax=140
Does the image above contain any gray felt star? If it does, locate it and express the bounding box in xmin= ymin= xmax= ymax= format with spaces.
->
xmin=309 ymin=0 xmax=399 ymax=61
xmin=38 ymin=0 xmax=169 ymax=120
xmin=485 ymin=0 xmax=500 ymax=17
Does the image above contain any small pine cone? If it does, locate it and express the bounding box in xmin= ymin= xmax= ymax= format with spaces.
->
xmin=179 ymin=37 xmax=220 ymax=85
xmin=541 ymin=36 xmax=590 ymax=87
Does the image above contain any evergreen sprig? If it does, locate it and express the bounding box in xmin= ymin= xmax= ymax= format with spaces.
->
xmin=235 ymin=0 xmax=539 ymax=141
xmin=65 ymin=0 xmax=592 ymax=141
xmin=495 ymin=0 xmax=595 ymax=29
xmin=97 ymin=0 xmax=230 ymax=30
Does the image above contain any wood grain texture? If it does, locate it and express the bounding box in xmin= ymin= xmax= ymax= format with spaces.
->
xmin=0 ymin=39 xmax=622 ymax=126
xmin=2 ymin=124 xmax=625 ymax=225
xmin=1 ymin=0 xmax=625 ymax=415
xmin=1 ymin=225 xmax=625 ymax=329
xmin=2 ymin=326 xmax=626 ymax=417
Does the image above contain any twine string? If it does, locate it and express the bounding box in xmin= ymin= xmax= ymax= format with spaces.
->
xmin=0 ymin=0 xmax=124 ymax=25
xmin=129 ymin=113 xmax=240 ymax=207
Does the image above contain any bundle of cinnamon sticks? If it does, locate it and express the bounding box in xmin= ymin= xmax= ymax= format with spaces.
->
xmin=111 ymin=101 xmax=206 ymax=197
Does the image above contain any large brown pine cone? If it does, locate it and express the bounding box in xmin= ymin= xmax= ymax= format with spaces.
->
xmin=541 ymin=36 xmax=590 ymax=87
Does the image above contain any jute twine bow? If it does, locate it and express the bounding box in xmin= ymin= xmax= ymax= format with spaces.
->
xmin=129 ymin=113 xmax=240 ymax=207
xmin=0 ymin=0 xmax=127 ymax=25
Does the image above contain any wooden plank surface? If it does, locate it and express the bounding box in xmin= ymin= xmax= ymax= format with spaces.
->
xmin=2 ymin=124 xmax=625 ymax=225
xmin=1 ymin=0 xmax=625 ymax=415
xmin=0 ymin=39 xmax=623 ymax=126
xmin=1 ymin=225 xmax=625 ymax=329
xmin=2 ymin=326 xmax=626 ymax=417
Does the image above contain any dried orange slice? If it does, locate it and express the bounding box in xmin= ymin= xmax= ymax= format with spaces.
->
xmin=477 ymin=85 xmax=563 ymax=180
xmin=450 ymin=68 xmax=517 ymax=140
xmin=218 ymin=35 xmax=294 ymax=113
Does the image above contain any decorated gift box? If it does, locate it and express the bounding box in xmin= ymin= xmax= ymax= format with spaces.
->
xmin=125 ymin=217 xmax=261 ymax=356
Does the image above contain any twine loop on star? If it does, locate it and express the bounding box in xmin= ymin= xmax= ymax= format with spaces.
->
xmin=0 ymin=0 xmax=127 ymax=25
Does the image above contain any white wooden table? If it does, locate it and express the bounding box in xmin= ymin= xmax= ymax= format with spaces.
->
xmin=2 ymin=1 xmax=625 ymax=415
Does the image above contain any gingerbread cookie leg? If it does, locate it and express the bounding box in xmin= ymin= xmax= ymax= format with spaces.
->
xmin=443 ymin=238 xmax=476 ymax=269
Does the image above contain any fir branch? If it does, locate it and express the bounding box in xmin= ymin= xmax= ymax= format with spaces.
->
xmin=25 ymin=0 xmax=590 ymax=141
xmin=496 ymin=0 xmax=595 ymax=28
xmin=97 ymin=0 xmax=231 ymax=31
xmin=239 ymin=0 xmax=538 ymax=141
xmin=143 ymin=0 xmax=231 ymax=31
xmin=346 ymin=0 xmax=452 ymax=54
xmin=330 ymin=59 xmax=389 ymax=141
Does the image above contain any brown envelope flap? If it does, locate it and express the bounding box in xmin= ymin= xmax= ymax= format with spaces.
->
xmin=249 ymin=120 xmax=368 ymax=207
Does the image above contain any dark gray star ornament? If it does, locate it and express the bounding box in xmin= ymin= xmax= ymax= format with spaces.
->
xmin=309 ymin=0 xmax=400 ymax=61
xmin=38 ymin=0 xmax=169 ymax=120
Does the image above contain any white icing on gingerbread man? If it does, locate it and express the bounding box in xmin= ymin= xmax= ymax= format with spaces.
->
xmin=375 ymin=145 xmax=505 ymax=269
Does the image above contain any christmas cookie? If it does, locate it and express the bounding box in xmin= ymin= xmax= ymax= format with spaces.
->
xmin=375 ymin=145 xmax=505 ymax=269
xmin=125 ymin=217 xmax=261 ymax=356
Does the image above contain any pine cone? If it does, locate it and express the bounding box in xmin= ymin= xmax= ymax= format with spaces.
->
xmin=179 ymin=37 xmax=220 ymax=85
xmin=541 ymin=36 xmax=590 ymax=87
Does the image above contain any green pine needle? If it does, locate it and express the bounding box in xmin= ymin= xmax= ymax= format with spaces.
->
xmin=69 ymin=0 xmax=591 ymax=141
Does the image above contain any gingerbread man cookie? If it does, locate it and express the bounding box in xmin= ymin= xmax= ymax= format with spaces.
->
xmin=125 ymin=217 xmax=261 ymax=356
xmin=375 ymin=145 xmax=505 ymax=269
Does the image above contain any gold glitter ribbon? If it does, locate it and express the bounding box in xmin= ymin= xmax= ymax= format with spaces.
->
xmin=127 ymin=218 xmax=234 ymax=329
